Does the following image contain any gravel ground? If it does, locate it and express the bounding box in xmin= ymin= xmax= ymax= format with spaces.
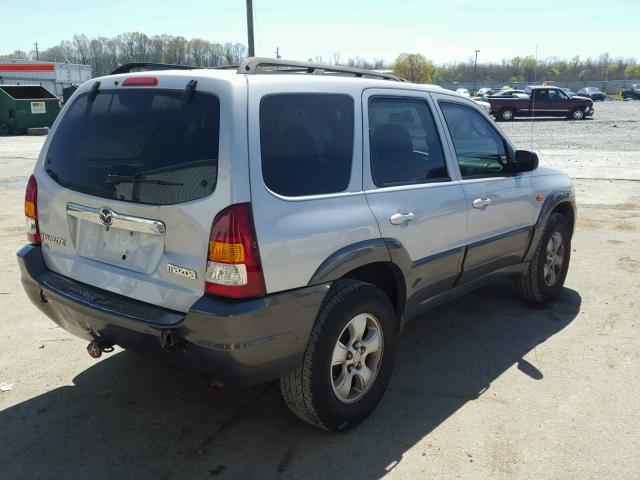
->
xmin=0 ymin=101 xmax=638 ymax=479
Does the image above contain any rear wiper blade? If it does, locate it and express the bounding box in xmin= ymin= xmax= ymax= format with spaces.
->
xmin=106 ymin=174 xmax=183 ymax=186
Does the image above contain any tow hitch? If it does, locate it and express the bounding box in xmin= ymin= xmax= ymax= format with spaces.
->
xmin=87 ymin=340 xmax=114 ymax=359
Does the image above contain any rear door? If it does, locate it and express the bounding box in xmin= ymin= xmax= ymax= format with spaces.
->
xmin=433 ymin=95 xmax=535 ymax=283
xmin=35 ymin=74 xmax=247 ymax=312
xmin=362 ymin=89 xmax=468 ymax=311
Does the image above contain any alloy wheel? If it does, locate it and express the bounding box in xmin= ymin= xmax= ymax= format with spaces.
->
xmin=544 ymin=231 xmax=565 ymax=287
xmin=330 ymin=313 xmax=384 ymax=404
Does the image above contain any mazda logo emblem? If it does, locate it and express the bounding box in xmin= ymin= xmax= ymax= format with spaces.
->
xmin=99 ymin=207 xmax=113 ymax=226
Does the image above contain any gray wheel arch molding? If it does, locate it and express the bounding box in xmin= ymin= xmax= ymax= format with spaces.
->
xmin=525 ymin=187 xmax=576 ymax=262
xmin=308 ymin=238 xmax=396 ymax=285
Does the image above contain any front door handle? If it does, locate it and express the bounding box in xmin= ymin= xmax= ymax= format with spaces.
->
xmin=389 ymin=211 xmax=415 ymax=225
xmin=472 ymin=197 xmax=492 ymax=210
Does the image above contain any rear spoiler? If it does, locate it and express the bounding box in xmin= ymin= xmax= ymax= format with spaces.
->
xmin=110 ymin=63 xmax=202 ymax=75
xmin=110 ymin=62 xmax=238 ymax=75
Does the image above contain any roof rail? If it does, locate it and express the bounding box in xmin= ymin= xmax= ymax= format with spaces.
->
xmin=237 ymin=57 xmax=407 ymax=82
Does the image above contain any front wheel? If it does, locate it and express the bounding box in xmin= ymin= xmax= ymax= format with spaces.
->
xmin=512 ymin=213 xmax=571 ymax=303
xmin=570 ymin=108 xmax=586 ymax=120
xmin=280 ymin=280 xmax=397 ymax=431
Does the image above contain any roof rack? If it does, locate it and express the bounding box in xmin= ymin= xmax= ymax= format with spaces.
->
xmin=237 ymin=57 xmax=407 ymax=82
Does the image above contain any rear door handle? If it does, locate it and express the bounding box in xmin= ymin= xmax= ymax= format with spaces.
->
xmin=472 ymin=197 xmax=492 ymax=210
xmin=389 ymin=212 xmax=415 ymax=225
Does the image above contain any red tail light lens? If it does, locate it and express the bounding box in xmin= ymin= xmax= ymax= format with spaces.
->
xmin=205 ymin=203 xmax=266 ymax=299
xmin=122 ymin=76 xmax=159 ymax=86
xmin=25 ymin=175 xmax=40 ymax=244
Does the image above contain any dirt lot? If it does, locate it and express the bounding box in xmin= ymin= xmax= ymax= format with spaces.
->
xmin=0 ymin=101 xmax=638 ymax=479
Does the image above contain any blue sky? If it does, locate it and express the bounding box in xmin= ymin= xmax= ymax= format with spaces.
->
xmin=2 ymin=0 xmax=636 ymax=63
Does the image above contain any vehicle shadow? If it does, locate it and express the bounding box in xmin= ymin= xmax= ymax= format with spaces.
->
xmin=0 ymin=281 xmax=581 ymax=479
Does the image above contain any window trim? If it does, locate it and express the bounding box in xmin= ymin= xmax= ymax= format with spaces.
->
xmin=366 ymin=95 xmax=451 ymax=189
xmin=437 ymin=99 xmax=516 ymax=180
xmin=258 ymin=92 xmax=356 ymax=199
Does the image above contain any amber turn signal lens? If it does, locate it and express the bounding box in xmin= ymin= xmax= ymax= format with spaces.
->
xmin=209 ymin=241 xmax=245 ymax=263
xmin=25 ymin=200 xmax=36 ymax=218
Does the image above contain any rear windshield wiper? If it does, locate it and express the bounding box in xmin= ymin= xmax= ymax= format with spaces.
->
xmin=106 ymin=174 xmax=183 ymax=186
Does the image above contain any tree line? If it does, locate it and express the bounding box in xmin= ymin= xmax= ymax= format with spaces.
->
xmin=3 ymin=33 xmax=640 ymax=82
xmin=430 ymin=53 xmax=640 ymax=84
xmin=4 ymin=33 xmax=247 ymax=76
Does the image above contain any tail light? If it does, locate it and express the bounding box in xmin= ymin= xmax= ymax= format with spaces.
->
xmin=205 ymin=203 xmax=266 ymax=299
xmin=24 ymin=175 xmax=40 ymax=244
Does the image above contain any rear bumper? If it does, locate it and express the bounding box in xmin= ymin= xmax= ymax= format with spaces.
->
xmin=17 ymin=245 xmax=329 ymax=386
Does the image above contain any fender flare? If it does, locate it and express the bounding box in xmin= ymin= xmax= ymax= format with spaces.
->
xmin=524 ymin=188 xmax=576 ymax=262
xmin=308 ymin=238 xmax=395 ymax=285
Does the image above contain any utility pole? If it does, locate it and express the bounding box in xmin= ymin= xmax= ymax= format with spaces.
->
xmin=34 ymin=42 xmax=39 ymax=61
xmin=275 ymin=47 xmax=281 ymax=59
xmin=473 ymin=49 xmax=480 ymax=95
xmin=246 ymin=0 xmax=255 ymax=57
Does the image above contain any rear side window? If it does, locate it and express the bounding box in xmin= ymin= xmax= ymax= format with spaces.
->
xmin=260 ymin=94 xmax=354 ymax=196
xmin=46 ymin=90 xmax=219 ymax=205
xmin=368 ymin=97 xmax=448 ymax=187
xmin=439 ymin=101 xmax=508 ymax=178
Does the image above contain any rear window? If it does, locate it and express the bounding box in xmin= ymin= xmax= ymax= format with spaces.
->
xmin=45 ymin=89 xmax=219 ymax=205
xmin=259 ymin=94 xmax=354 ymax=197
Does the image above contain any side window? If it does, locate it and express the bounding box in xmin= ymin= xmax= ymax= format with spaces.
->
xmin=368 ymin=97 xmax=448 ymax=187
xmin=439 ymin=101 xmax=509 ymax=178
xmin=534 ymin=89 xmax=548 ymax=101
xmin=260 ymin=94 xmax=354 ymax=197
xmin=549 ymin=89 xmax=568 ymax=101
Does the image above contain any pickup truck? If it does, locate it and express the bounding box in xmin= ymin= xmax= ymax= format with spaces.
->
xmin=622 ymin=84 xmax=640 ymax=100
xmin=488 ymin=86 xmax=594 ymax=121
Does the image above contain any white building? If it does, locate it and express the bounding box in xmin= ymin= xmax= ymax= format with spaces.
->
xmin=0 ymin=58 xmax=92 ymax=100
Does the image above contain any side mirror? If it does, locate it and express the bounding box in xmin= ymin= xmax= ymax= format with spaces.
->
xmin=515 ymin=150 xmax=538 ymax=172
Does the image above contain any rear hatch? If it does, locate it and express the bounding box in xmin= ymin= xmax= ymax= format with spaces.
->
xmin=35 ymin=74 xmax=241 ymax=313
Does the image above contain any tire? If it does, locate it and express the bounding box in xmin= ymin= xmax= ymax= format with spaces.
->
xmin=280 ymin=279 xmax=398 ymax=431
xmin=512 ymin=213 xmax=571 ymax=303
xmin=570 ymin=108 xmax=585 ymax=120
xmin=500 ymin=108 xmax=515 ymax=121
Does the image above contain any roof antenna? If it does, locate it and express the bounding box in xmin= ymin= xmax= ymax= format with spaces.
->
xmin=530 ymin=45 xmax=538 ymax=151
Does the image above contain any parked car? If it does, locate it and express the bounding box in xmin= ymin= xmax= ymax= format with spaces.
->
xmin=18 ymin=58 xmax=576 ymax=431
xmin=455 ymin=87 xmax=471 ymax=97
xmin=472 ymin=97 xmax=491 ymax=114
xmin=487 ymin=89 xmax=528 ymax=98
xmin=488 ymin=86 xmax=594 ymax=121
xmin=477 ymin=87 xmax=494 ymax=97
xmin=577 ymin=87 xmax=607 ymax=101
xmin=622 ymin=84 xmax=640 ymax=100
xmin=560 ymin=87 xmax=578 ymax=97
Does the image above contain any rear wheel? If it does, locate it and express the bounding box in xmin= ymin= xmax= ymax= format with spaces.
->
xmin=500 ymin=108 xmax=515 ymax=121
xmin=513 ymin=213 xmax=571 ymax=303
xmin=280 ymin=279 xmax=397 ymax=431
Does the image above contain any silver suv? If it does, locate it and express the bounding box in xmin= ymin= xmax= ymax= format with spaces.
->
xmin=18 ymin=58 xmax=576 ymax=431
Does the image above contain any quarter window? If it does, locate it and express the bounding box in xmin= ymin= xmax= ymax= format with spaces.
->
xmin=439 ymin=101 xmax=509 ymax=178
xmin=368 ymin=97 xmax=448 ymax=187
xmin=259 ymin=94 xmax=354 ymax=197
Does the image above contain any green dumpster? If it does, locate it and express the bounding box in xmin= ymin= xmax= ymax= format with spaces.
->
xmin=62 ymin=84 xmax=78 ymax=104
xmin=0 ymin=85 xmax=61 ymax=134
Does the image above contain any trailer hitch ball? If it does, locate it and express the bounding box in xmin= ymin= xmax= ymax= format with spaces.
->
xmin=87 ymin=340 xmax=114 ymax=359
